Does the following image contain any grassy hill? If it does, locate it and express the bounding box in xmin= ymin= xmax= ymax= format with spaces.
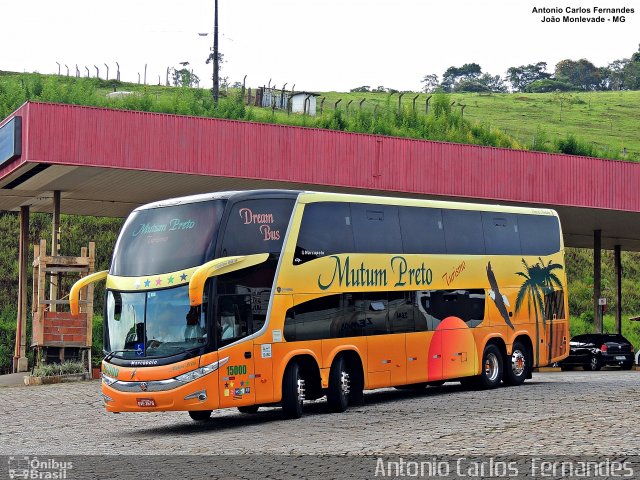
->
xmin=315 ymin=90 xmax=640 ymax=160
xmin=2 ymin=71 xmax=639 ymax=160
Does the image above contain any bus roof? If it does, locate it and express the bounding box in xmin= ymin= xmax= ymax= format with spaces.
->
xmin=134 ymin=189 xmax=558 ymax=218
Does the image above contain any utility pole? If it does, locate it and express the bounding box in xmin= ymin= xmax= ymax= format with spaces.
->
xmin=213 ymin=0 xmax=219 ymax=102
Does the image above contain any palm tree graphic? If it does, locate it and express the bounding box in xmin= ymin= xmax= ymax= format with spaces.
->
xmin=515 ymin=258 xmax=564 ymax=365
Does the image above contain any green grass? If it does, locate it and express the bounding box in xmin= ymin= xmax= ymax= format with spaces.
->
xmin=318 ymin=90 xmax=640 ymax=160
xmin=2 ymin=71 xmax=639 ymax=160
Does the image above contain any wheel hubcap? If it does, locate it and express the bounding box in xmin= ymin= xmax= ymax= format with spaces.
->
xmin=340 ymin=371 xmax=350 ymax=397
xmin=297 ymin=379 xmax=306 ymax=402
xmin=511 ymin=350 xmax=526 ymax=376
xmin=484 ymin=353 xmax=499 ymax=382
xmin=591 ymin=358 xmax=598 ymax=369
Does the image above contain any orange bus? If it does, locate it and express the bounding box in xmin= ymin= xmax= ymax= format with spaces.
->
xmin=71 ymin=190 xmax=569 ymax=420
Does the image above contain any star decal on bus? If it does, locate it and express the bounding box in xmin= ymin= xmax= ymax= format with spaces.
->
xmin=155 ymin=279 xmax=162 ymax=286
xmin=180 ymin=273 xmax=187 ymax=281
xmin=144 ymin=279 xmax=151 ymax=288
xmin=168 ymin=276 xmax=174 ymax=284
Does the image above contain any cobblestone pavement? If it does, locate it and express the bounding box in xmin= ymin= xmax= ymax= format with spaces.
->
xmin=0 ymin=371 xmax=638 ymax=456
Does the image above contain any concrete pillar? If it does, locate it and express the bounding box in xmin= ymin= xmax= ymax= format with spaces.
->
xmin=593 ymin=230 xmax=602 ymax=333
xmin=15 ymin=205 xmax=30 ymax=372
xmin=614 ymin=245 xmax=622 ymax=335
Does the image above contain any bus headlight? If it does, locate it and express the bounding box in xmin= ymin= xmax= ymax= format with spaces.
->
xmin=175 ymin=357 xmax=229 ymax=384
xmin=102 ymin=373 xmax=117 ymax=386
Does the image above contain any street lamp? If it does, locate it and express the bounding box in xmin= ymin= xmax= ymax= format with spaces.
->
xmin=213 ymin=0 xmax=219 ymax=102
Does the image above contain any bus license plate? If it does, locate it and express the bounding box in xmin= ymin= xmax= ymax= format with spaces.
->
xmin=615 ymin=356 xmax=626 ymax=360
xmin=137 ymin=398 xmax=156 ymax=407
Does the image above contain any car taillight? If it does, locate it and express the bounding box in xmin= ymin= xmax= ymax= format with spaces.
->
xmin=600 ymin=344 xmax=608 ymax=353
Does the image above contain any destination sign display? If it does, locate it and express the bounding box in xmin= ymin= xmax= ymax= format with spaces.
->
xmin=0 ymin=116 xmax=22 ymax=167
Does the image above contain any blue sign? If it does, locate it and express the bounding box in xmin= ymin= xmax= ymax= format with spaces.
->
xmin=134 ymin=343 xmax=145 ymax=356
xmin=0 ymin=117 xmax=22 ymax=167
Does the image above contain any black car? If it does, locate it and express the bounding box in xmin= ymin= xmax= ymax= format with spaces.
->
xmin=560 ymin=334 xmax=635 ymax=371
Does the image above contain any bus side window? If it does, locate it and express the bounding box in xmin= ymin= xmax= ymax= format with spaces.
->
xmin=482 ymin=212 xmax=521 ymax=255
xmin=218 ymin=294 xmax=252 ymax=345
xmin=389 ymin=291 xmax=414 ymax=333
xmin=294 ymin=202 xmax=354 ymax=265
xmin=518 ymin=214 xmax=561 ymax=255
xmin=351 ymin=204 xmax=402 ymax=253
xmin=443 ymin=210 xmax=485 ymax=255
xmin=399 ymin=207 xmax=446 ymax=254
xmin=361 ymin=292 xmax=389 ymax=335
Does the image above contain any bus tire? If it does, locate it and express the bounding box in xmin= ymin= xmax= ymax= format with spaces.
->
xmin=327 ymin=356 xmax=350 ymax=413
xmin=503 ymin=341 xmax=529 ymax=386
xmin=348 ymin=361 xmax=365 ymax=407
xmin=479 ymin=344 xmax=503 ymax=389
xmin=237 ymin=405 xmax=259 ymax=414
xmin=282 ymin=361 xmax=305 ymax=419
xmin=188 ymin=410 xmax=212 ymax=421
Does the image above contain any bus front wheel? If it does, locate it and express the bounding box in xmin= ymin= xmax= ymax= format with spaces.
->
xmin=479 ymin=344 xmax=503 ymax=389
xmin=282 ymin=361 xmax=305 ymax=419
xmin=327 ymin=356 xmax=350 ymax=413
xmin=188 ymin=410 xmax=212 ymax=421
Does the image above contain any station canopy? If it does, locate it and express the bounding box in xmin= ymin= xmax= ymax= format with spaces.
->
xmin=2 ymin=101 xmax=640 ymax=251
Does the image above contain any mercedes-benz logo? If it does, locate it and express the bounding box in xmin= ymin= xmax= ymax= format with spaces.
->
xmin=139 ymin=382 xmax=148 ymax=392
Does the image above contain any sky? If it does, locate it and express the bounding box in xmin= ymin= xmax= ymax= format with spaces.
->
xmin=1 ymin=0 xmax=638 ymax=92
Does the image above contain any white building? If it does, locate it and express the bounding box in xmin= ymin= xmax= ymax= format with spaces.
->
xmin=290 ymin=92 xmax=320 ymax=115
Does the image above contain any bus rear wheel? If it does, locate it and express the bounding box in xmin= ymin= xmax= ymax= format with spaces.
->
xmin=282 ymin=361 xmax=305 ymax=419
xmin=188 ymin=410 xmax=212 ymax=421
xmin=503 ymin=341 xmax=529 ymax=386
xmin=327 ymin=356 xmax=350 ymax=413
xmin=478 ymin=344 xmax=503 ymax=389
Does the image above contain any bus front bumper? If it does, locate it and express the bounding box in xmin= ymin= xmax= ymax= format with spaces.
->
xmin=102 ymin=373 xmax=220 ymax=413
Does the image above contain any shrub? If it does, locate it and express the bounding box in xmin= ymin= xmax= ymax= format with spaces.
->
xmin=32 ymin=361 xmax=85 ymax=377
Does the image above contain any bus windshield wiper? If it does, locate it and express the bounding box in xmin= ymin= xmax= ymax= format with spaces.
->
xmin=104 ymin=349 xmax=138 ymax=362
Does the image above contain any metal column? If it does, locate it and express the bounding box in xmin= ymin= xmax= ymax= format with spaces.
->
xmin=593 ymin=230 xmax=602 ymax=333
xmin=50 ymin=191 xmax=61 ymax=313
xmin=614 ymin=245 xmax=622 ymax=335
xmin=14 ymin=205 xmax=30 ymax=372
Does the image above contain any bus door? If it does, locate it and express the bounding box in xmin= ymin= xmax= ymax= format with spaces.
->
xmin=361 ymin=293 xmax=406 ymax=388
xmin=413 ymin=291 xmax=443 ymax=382
xmin=439 ymin=290 xmax=480 ymax=380
xmin=217 ymin=294 xmax=256 ymax=408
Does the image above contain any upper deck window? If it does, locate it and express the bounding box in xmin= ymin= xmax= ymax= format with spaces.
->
xmin=111 ymin=200 xmax=226 ymax=276
xmin=220 ymin=199 xmax=295 ymax=256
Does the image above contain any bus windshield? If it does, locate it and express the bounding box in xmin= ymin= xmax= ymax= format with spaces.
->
xmin=111 ymin=200 xmax=226 ymax=277
xmin=105 ymin=285 xmax=207 ymax=359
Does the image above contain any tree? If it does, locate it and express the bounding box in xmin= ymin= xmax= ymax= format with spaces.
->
xmin=553 ymin=91 xmax=574 ymax=122
xmin=420 ymin=74 xmax=439 ymax=93
xmin=631 ymin=43 xmax=640 ymax=63
xmin=506 ymin=62 xmax=551 ymax=91
xmin=350 ymin=86 xmax=371 ymax=93
xmin=554 ymin=59 xmax=601 ymax=90
xmin=524 ymin=79 xmax=574 ymax=93
xmin=608 ymin=59 xmax=629 ymax=90
xmin=171 ymin=62 xmax=200 ymax=87
xmin=440 ymin=63 xmax=482 ymax=92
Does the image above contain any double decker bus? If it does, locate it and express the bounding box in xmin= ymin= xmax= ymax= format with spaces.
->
xmin=71 ymin=190 xmax=569 ymax=420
